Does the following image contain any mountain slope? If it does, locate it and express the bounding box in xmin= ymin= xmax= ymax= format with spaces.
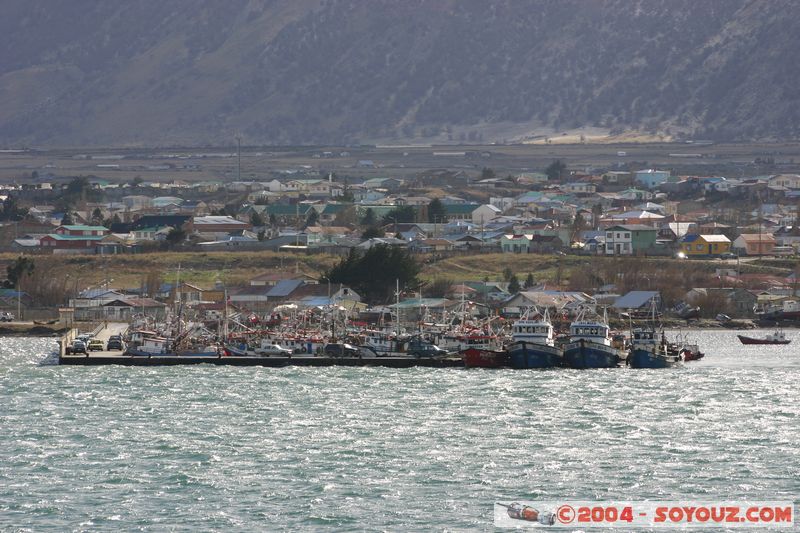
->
xmin=1 ymin=0 xmax=798 ymax=146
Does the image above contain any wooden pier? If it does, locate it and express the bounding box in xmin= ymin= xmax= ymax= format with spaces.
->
xmin=58 ymin=353 xmax=465 ymax=368
xmin=58 ymin=322 xmax=465 ymax=368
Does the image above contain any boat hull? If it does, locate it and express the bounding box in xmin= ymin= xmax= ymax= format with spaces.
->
xmin=563 ymin=340 xmax=625 ymax=369
xmin=737 ymin=335 xmax=791 ymax=345
xmin=629 ymin=348 xmax=682 ymax=368
xmin=506 ymin=341 xmax=563 ymax=368
xmin=461 ymin=348 xmax=510 ymax=368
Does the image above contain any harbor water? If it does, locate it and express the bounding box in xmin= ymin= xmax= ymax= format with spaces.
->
xmin=1 ymin=330 xmax=798 ymax=530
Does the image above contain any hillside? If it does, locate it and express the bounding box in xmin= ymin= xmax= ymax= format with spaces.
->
xmin=1 ymin=0 xmax=799 ymax=146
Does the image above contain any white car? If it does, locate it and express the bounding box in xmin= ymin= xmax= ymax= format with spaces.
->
xmin=0 ymin=312 xmax=13 ymax=322
xmin=255 ymin=343 xmax=293 ymax=356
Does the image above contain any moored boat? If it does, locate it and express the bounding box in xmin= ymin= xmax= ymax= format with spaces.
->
xmin=737 ymin=330 xmax=791 ymax=345
xmin=563 ymin=310 xmax=627 ymax=368
xmin=461 ymin=347 xmax=510 ymax=368
xmin=628 ymin=328 xmax=683 ymax=368
xmin=506 ymin=308 xmax=563 ymax=368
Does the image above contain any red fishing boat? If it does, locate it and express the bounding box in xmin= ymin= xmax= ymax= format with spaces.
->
xmin=461 ymin=347 xmax=510 ymax=368
xmin=737 ymin=330 xmax=791 ymax=345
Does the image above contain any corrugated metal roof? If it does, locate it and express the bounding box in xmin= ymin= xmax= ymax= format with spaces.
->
xmin=266 ymin=279 xmax=304 ymax=297
xmin=612 ymin=291 xmax=660 ymax=309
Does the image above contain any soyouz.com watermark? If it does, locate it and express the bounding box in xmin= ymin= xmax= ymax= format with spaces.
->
xmin=494 ymin=501 xmax=794 ymax=528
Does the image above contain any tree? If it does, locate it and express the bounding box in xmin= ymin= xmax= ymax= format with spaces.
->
xmin=524 ymin=273 xmax=535 ymax=289
xmin=0 ymin=195 xmax=27 ymax=221
xmin=427 ymin=198 xmax=446 ymax=223
xmin=360 ymin=208 xmax=377 ymax=226
xmin=305 ymin=209 xmax=319 ymax=227
xmin=508 ymin=274 xmax=521 ymax=294
xmin=571 ymin=212 xmax=586 ymax=242
xmin=323 ymin=245 xmax=421 ymax=304
xmin=382 ymin=205 xmax=415 ymax=226
xmin=165 ymin=227 xmax=187 ymax=247
xmin=545 ymin=159 xmax=567 ymax=181
xmin=502 ymin=266 xmax=514 ymax=282
xmin=334 ymin=206 xmax=357 ymax=226
xmin=91 ymin=208 xmax=104 ymax=226
xmin=361 ymin=226 xmax=384 ymax=239
xmin=250 ymin=211 xmax=265 ymax=228
xmin=5 ymin=256 xmax=34 ymax=289
xmin=269 ymin=213 xmax=278 ymax=227
xmin=257 ymin=230 xmax=266 ymax=241
xmin=481 ymin=167 xmax=496 ymax=181
xmin=61 ymin=212 xmax=74 ymax=225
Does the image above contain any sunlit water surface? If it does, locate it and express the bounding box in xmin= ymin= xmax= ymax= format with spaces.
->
xmin=1 ymin=331 xmax=798 ymax=531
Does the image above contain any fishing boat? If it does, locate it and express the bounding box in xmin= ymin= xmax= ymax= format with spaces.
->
xmin=628 ymin=328 xmax=683 ymax=368
xmin=506 ymin=308 xmax=563 ymax=368
xmin=673 ymin=332 xmax=705 ymax=361
xmin=737 ymin=330 xmax=791 ymax=345
xmin=563 ymin=309 xmax=627 ymax=368
xmin=461 ymin=347 xmax=510 ymax=368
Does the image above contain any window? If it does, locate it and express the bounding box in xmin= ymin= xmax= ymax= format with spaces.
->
xmin=696 ymin=244 xmax=703 ymax=251
xmin=606 ymin=232 xmax=612 ymax=239
xmin=624 ymin=233 xmax=630 ymax=239
xmin=616 ymin=233 xmax=621 ymax=239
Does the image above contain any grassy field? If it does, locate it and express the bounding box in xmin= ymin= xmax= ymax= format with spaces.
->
xmin=0 ymin=251 xmax=793 ymax=309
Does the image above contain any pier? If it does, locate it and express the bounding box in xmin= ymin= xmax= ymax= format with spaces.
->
xmin=58 ymin=354 xmax=466 ymax=368
xmin=57 ymin=322 xmax=465 ymax=368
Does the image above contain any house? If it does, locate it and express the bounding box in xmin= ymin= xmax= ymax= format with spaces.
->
xmin=444 ymin=204 xmax=480 ymax=221
xmin=603 ymin=210 xmax=664 ymax=227
xmin=635 ymin=169 xmax=671 ymax=189
xmin=501 ymin=234 xmax=533 ymax=253
xmin=55 ymin=225 xmax=109 ymax=237
xmin=769 ymin=174 xmax=800 ymax=189
xmin=680 ymin=234 xmax=732 ymax=257
xmin=604 ymin=225 xmax=658 ymax=256
xmin=102 ymin=298 xmax=167 ymax=320
xmin=191 ymin=216 xmax=251 ymax=235
xmin=171 ymin=283 xmax=206 ymax=305
xmin=306 ymin=226 xmax=353 ymax=244
xmin=471 ymin=204 xmax=502 ymax=224
xmin=562 ymin=182 xmax=597 ymax=195
xmin=732 ymin=234 xmax=777 ymax=256
xmin=248 ymin=272 xmax=317 ymax=287
xmin=39 ymin=233 xmax=105 ymax=253
xmin=685 ymin=288 xmax=758 ymax=318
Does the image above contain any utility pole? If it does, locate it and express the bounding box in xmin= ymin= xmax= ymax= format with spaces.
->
xmin=236 ymin=135 xmax=242 ymax=182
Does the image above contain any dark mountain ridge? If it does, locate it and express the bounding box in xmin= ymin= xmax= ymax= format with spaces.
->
xmin=1 ymin=0 xmax=799 ymax=146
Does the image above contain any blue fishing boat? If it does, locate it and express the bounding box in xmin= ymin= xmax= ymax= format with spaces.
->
xmin=506 ymin=308 xmax=563 ymax=368
xmin=563 ymin=309 xmax=627 ymax=368
xmin=628 ymin=328 xmax=682 ymax=368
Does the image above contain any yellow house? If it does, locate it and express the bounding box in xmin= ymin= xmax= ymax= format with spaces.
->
xmin=681 ymin=234 xmax=731 ymax=257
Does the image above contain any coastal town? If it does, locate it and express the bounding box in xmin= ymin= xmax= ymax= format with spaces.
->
xmin=0 ymin=146 xmax=798 ymax=340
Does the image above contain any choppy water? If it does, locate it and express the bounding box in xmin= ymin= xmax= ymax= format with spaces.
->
xmin=1 ymin=331 xmax=798 ymax=531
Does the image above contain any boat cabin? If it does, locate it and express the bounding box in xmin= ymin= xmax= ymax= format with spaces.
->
xmin=569 ymin=321 xmax=611 ymax=346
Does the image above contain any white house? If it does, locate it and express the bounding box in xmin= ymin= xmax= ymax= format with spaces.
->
xmin=472 ymin=204 xmax=502 ymax=224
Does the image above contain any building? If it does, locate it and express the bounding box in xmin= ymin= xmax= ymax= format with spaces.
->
xmin=604 ymin=225 xmax=658 ymax=256
xmin=680 ymin=234 xmax=732 ymax=257
xmin=635 ymin=169 xmax=671 ymax=189
xmin=471 ymin=204 xmax=502 ymax=224
xmin=732 ymin=233 xmax=777 ymax=256
xmin=191 ymin=216 xmax=251 ymax=235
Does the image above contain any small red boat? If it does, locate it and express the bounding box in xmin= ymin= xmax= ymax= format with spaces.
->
xmin=461 ymin=347 xmax=510 ymax=368
xmin=737 ymin=330 xmax=791 ymax=345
